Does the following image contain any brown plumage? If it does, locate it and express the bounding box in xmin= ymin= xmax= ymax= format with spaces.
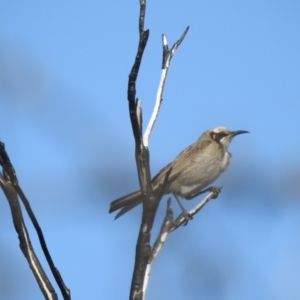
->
xmin=109 ymin=127 xmax=248 ymax=219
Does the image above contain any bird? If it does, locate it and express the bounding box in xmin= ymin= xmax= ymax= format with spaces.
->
xmin=109 ymin=126 xmax=248 ymax=219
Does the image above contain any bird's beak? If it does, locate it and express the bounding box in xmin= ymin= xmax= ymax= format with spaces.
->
xmin=231 ymin=130 xmax=249 ymax=137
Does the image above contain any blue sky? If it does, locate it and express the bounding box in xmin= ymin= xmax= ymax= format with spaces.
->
xmin=0 ymin=1 xmax=300 ymax=299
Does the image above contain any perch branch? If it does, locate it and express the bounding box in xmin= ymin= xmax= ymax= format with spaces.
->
xmin=126 ymin=1 xmax=189 ymax=299
xmin=144 ymin=187 xmax=223 ymax=277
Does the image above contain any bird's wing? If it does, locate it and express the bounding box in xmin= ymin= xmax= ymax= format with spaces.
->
xmin=152 ymin=140 xmax=212 ymax=188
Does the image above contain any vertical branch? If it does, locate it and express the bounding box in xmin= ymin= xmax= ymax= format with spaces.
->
xmin=127 ymin=1 xmax=158 ymax=300
xmin=126 ymin=2 xmax=189 ymax=299
xmin=128 ymin=0 xmax=149 ymax=144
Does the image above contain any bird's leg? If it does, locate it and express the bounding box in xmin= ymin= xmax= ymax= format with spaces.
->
xmin=185 ymin=188 xmax=208 ymax=200
xmin=173 ymin=194 xmax=193 ymax=225
xmin=185 ymin=186 xmax=222 ymax=200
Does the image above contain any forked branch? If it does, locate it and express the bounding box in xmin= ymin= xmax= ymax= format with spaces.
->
xmin=127 ymin=1 xmax=188 ymax=299
xmin=142 ymin=187 xmax=223 ymax=295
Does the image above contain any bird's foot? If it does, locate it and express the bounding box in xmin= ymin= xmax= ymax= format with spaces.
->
xmin=182 ymin=211 xmax=193 ymax=226
xmin=209 ymin=186 xmax=222 ymax=199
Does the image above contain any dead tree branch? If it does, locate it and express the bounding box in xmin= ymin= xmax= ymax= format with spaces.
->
xmin=126 ymin=1 xmax=188 ymax=299
xmin=0 ymin=141 xmax=70 ymax=300
xmin=141 ymin=187 xmax=223 ymax=294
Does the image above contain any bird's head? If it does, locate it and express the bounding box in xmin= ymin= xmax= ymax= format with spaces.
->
xmin=208 ymin=126 xmax=249 ymax=148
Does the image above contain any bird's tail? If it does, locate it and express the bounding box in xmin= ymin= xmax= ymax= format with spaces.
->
xmin=109 ymin=190 xmax=142 ymax=219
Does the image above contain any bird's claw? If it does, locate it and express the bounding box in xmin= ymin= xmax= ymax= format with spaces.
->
xmin=182 ymin=212 xmax=193 ymax=226
xmin=209 ymin=186 xmax=222 ymax=199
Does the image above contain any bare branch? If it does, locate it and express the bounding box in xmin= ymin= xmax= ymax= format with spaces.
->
xmin=127 ymin=1 xmax=158 ymax=300
xmin=127 ymin=0 xmax=149 ymax=145
xmin=0 ymin=175 xmax=58 ymax=300
xmin=170 ymin=186 xmax=223 ymax=231
xmin=126 ymin=2 xmax=189 ymax=299
xmin=16 ymin=186 xmax=71 ymax=300
xmin=143 ymin=186 xmax=223 ymax=286
xmin=143 ymin=26 xmax=189 ymax=147
xmin=141 ymin=168 xmax=172 ymax=299
xmin=136 ymin=98 xmax=143 ymax=130
xmin=142 ymin=198 xmax=173 ymax=300
xmin=0 ymin=141 xmax=70 ymax=300
xmin=162 ymin=26 xmax=189 ymax=69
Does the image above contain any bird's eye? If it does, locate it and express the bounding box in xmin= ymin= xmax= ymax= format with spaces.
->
xmin=211 ymin=131 xmax=228 ymax=141
xmin=218 ymin=132 xmax=227 ymax=138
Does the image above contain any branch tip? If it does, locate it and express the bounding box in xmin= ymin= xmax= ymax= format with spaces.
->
xmin=162 ymin=34 xmax=168 ymax=48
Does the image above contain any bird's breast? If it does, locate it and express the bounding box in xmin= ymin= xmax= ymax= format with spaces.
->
xmin=170 ymin=150 xmax=231 ymax=197
xmin=220 ymin=151 xmax=231 ymax=171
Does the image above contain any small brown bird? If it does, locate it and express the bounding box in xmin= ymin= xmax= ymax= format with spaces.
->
xmin=109 ymin=127 xmax=248 ymax=219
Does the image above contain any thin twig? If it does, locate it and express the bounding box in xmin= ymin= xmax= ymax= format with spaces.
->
xmin=149 ymin=198 xmax=173 ymax=265
xmin=0 ymin=141 xmax=70 ymax=300
xmin=16 ymin=186 xmax=71 ymax=300
xmin=0 ymin=174 xmax=58 ymax=300
xmin=143 ymin=26 xmax=189 ymax=147
xmin=145 ymin=187 xmax=223 ymax=280
xmin=170 ymin=186 xmax=223 ymax=231
xmin=142 ymin=199 xmax=173 ymax=299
